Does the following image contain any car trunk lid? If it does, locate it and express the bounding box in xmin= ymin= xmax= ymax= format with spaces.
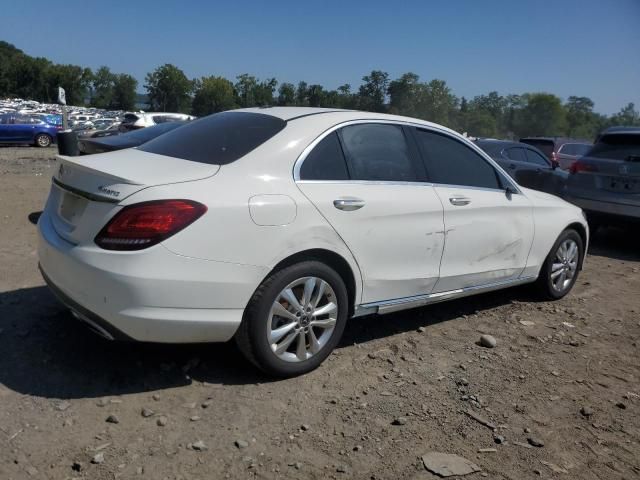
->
xmin=48 ymin=149 xmax=219 ymax=245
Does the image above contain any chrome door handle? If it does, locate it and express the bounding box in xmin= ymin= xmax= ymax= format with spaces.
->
xmin=449 ymin=196 xmax=471 ymax=206
xmin=333 ymin=198 xmax=365 ymax=211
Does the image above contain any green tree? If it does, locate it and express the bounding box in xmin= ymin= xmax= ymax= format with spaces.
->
xmin=565 ymin=96 xmax=598 ymax=138
xmin=145 ymin=64 xmax=192 ymax=112
xmin=277 ymin=82 xmax=296 ymax=106
xmin=517 ymin=93 xmax=567 ymax=137
xmin=609 ymin=102 xmax=640 ymax=126
xmin=358 ymin=70 xmax=389 ymax=112
xmin=307 ymin=84 xmax=326 ymax=107
xmin=191 ymin=76 xmax=236 ymax=115
xmin=387 ymin=72 xmax=422 ymax=116
xmin=295 ymin=81 xmax=309 ymax=106
xmin=44 ymin=64 xmax=93 ymax=105
xmin=111 ymin=74 xmax=138 ymax=110
xmin=254 ymin=78 xmax=277 ymax=106
xmin=420 ymin=79 xmax=458 ymax=126
xmin=92 ymin=66 xmax=115 ymax=109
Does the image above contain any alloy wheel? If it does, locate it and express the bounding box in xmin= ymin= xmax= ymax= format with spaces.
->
xmin=267 ymin=276 xmax=338 ymax=363
xmin=550 ymin=239 xmax=579 ymax=292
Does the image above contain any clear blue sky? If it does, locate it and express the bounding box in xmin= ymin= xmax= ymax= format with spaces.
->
xmin=2 ymin=0 xmax=639 ymax=114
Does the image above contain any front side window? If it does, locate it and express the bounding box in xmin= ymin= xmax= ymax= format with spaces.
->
xmin=299 ymin=132 xmax=349 ymax=181
xmin=415 ymin=128 xmax=501 ymax=189
xmin=339 ymin=124 xmax=417 ymax=182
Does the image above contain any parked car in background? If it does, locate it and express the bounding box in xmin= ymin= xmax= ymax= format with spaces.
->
xmin=119 ymin=112 xmax=194 ymax=131
xmin=565 ymin=127 xmax=640 ymax=229
xmin=40 ymin=108 xmax=588 ymax=377
xmin=76 ymin=123 xmax=122 ymax=140
xmin=520 ymin=137 xmax=591 ymax=169
xmin=475 ymin=139 xmax=568 ymax=197
xmin=0 ymin=113 xmax=61 ymax=147
xmin=78 ymin=120 xmax=187 ymax=154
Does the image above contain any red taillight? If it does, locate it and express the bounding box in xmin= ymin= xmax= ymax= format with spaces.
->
xmin=569 ymin=161 xmax=598 ymax=174
xmin=95 ymin=200 xmax=207 ymax=250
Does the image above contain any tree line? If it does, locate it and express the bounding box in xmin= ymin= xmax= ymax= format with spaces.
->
xmin=2 ymin=41 xmax=639 ymax=139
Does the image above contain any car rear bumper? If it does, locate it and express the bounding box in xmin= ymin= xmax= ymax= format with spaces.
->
xmin=37 ymin=211 xmax=268 ymax=343
xmin=565 ymin=194 xmax=640 ymax=221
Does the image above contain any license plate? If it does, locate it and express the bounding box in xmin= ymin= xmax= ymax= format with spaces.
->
xmin=59 ymin=191 xmax=88 ymax=223
xmin=607 ymin=177 xmax=640 ymax=193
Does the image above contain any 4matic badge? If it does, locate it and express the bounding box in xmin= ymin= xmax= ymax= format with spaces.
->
xmin=98 ymin=185 xmax=121 ymax=198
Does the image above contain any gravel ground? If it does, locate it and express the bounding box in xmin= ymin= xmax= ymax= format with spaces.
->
xmin=0 ymin=146 xmax=638 ymax=480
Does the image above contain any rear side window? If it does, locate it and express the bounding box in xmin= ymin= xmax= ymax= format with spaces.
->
xmin=300 ymin=132 xmax=349 ymax=181
xmin=139 ymin=112 xmax=286 ymax=164
xmin=504 ymin=147 xmax=528 ymax=162
xmin=559 ymin=143 xmax=591 ymax=156
xmin=415 ymin=129 xmax=501 ymax=189
xmin=520 ymin=139 xmax=554 ymax=158
xmin=339 ymin=124 xmax=417 ymax=182
xmin=525 ymin=149 xmax=550 ymax=166
xmin=587 ymin=134 xmax=640 ymax=161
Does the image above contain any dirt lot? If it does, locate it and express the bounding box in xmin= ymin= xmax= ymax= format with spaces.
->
xmin=0 ymin=146 xmax=638 ymax=480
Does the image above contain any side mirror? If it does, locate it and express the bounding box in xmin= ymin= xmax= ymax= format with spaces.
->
xmin=505 ymin=185 xmax=517 ymax=199
xmin=551 ymin=160 xmax=559 ymax=170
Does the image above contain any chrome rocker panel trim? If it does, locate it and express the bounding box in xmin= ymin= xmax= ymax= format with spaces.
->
xmin=354 ymin=276 xmax=537 ymax=316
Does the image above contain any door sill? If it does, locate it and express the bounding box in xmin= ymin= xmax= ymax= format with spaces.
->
xmin=354 ymin=276 xmax=536 ymax=316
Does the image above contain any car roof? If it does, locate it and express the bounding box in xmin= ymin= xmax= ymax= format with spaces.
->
xmin=232 ymin=107 xmax=463 ymax=136
xmin=520 ymin=136 xmax=591 ymax=145
xmin=600 ymin=126 xmax=640 ymax=135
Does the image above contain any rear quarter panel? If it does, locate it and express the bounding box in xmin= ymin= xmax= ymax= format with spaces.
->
xmin=121 ymin=122 xmax=365 ymax=304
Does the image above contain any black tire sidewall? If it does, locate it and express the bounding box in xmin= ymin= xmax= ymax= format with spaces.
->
xmin=540 ymin=229 xmax=584 ymax=299
xmin=243 ymin=261 xmax=348 ymax=377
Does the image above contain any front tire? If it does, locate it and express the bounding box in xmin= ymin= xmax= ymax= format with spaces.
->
xmin=34 ymin=134 xmax=52 ymax=148
xmin=235 ymin=261 xmax=348 ymax=377
xmin=535 ymin=229 xmax=584 ymax=300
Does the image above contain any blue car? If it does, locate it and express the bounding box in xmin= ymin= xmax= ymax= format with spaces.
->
xmin=0 ymin=113 xmax=61 ymax=147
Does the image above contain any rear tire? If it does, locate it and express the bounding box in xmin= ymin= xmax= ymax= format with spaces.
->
xmin=34 ymin=134 xmax=52 ymax=148
xmin=235 ymin=261 xmax=348 ymax=377
xmin=535 ymin=229 xmax=584 ymax=300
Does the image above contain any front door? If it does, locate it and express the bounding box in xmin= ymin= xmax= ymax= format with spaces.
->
xmin=412 ymin=127 xmax=534 ymax=292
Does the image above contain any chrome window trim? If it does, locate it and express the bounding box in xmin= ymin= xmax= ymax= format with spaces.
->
xmin=292 ymin=118 xmax=523 ymax=195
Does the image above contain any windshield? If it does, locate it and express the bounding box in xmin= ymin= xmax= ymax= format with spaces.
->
xmin=587 ymin=134 xmax=640 ymax=161
xmin=138 ymin=111 xmax=286 ymax=164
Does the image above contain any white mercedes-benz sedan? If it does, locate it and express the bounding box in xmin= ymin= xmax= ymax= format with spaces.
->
xmin=38 ymin=107 xmax=588 ymax=376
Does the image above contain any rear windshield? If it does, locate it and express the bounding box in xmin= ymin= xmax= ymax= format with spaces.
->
xmin=138 ymin=111 xmax=286 ymax=164
xmin=559 ymin=143 xmax=591 ymax=156
xmin=520 ymin=139 xmax=554 ymax=158
xmin=123 ymin=113 xmax=139 ymax=123
xmin=586 ymin=134 xmax=640 ymax=161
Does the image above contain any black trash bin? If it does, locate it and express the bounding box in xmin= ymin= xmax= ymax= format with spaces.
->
xmin=57 ymin=130 xmax=79 ymax=156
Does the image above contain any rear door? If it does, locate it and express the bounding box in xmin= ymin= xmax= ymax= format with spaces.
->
xmin=413 ymin=127 xmax=534 ymax=292
xmin=523 ymin=147 xmax=566 ymax=196
xmin=296 ymin=122 xmax=446 ymax=304
xmin=502 ymin=146 xmax=540 ymax=189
